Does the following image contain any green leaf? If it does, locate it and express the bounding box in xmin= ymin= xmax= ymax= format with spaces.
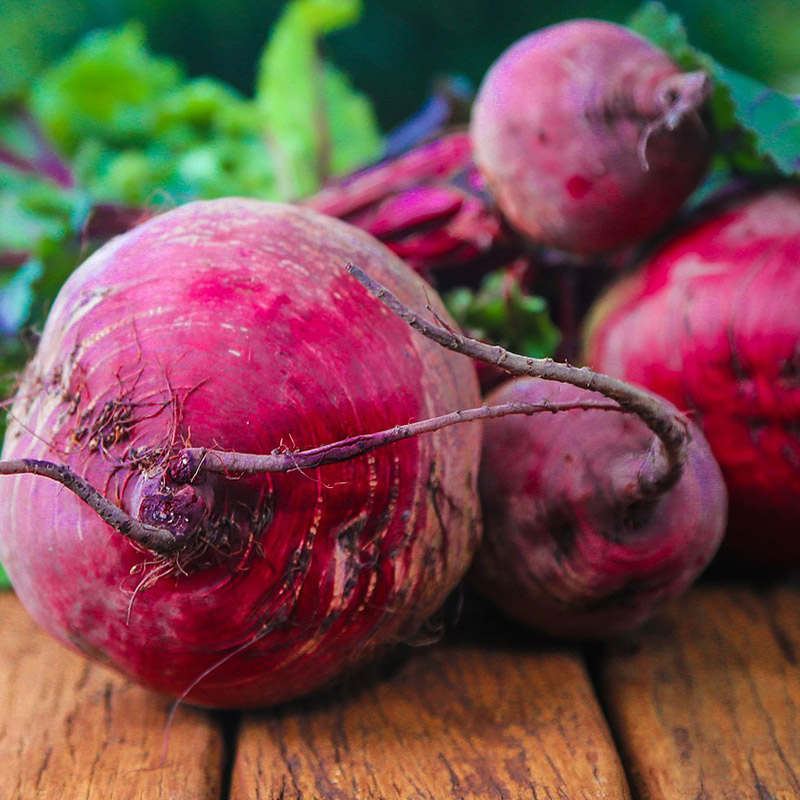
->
xmin=445 ymin=271 xmax=561 ymax=360
xmin=256 ymin=0 xmax=381 ymax=199
xmin=0 ymin=259 xmax=43 ymax=336
xmin=0 ymin=562 xmax=10 ymax=591
xmin=32 ymin=24 xmax=182 ymax=154
xmin=26 ymin=23 xmax=282 ymax=205
xmin=714 ymin=63 xmax=800 ymax=175
xmin=628 ymin=2 xmax=694 ymax=67
xmin=629 ymin=2 xmax=800 ymax=179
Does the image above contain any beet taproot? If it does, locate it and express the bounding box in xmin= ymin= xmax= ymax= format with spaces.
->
xmin=470 ymin=19 xmax=713 ymax=255
xmin=584 ymin=184 xmax=800 ymax=566
xmin=472 ymin=378 xmax=727 ymax=639
xmin=347 ymin=265 xmax=727 ymax=639
xmin=0 ymin=199 xmax=482 ymax=708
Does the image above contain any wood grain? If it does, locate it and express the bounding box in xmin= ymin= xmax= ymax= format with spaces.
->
xmin=232 ymin=623 xmax=631 ymax=800
xmin=0 ymin=593 xmax=226 ymax=800
xmin=597 ymin=581 xmax=800 ymax=800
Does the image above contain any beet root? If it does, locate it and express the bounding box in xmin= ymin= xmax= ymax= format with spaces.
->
xmin=470 ymin=19 xmax=712 ymax=255
xmin=0 ymin=199 xmax=482 ymax=708
xmin=472 ymin=378 xmax=727 ymax=640
xmin=584 ymin=185 xmax=800 ymax=566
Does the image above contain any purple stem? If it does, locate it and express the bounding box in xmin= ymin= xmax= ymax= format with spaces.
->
xmin=18 ymin=107 xmax=75 ymax=189
xmin=0 ymin=104 xmax=74 ymax=188
xmin=0 ymin=146 xmax=39 ymax=176
xmin=0 ymin=251 xmax=30 ymax=271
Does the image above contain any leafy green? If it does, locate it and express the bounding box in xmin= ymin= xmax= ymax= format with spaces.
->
xmin=0 ymin=0 xmax=382 ymax=336
xmin=255 ymin=0 xmax=381 ymax=199
xmin=629 ymin=2 xmax=800 ymax=178
xmin=19 ymin=0 xmax=379 ymax=208
xmin=445 ymin=271 xmax=561 ymax=360
xmin=29 ymin=23 xmax=276 ymax=205
xmin=32 ymin=24 xmax=181 ymax=154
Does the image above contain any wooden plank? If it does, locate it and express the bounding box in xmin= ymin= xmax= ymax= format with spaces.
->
xmin=232 ymin=619 xmax=631 ymax=800
xmin=0 ymin=593 xmax=227 ymax=800
xmin=597 ymin=581 xmax=800 ymax=799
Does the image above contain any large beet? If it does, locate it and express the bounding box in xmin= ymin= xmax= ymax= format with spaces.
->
xmin=585 ymin=185 xmax=800 ymax=565
xmin=0 ymin=199 xmax=482 ymax=708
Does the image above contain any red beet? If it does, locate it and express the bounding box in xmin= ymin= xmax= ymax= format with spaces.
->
xmin=471 ymin=378 xmax=726 ymax=639
xmin=470 ymin=19 xmax=713 ymax=255
xmin=0 ymin=199 xmax=481 ymax=708
xmin=584 ymin=185 xmax=800 ymax=566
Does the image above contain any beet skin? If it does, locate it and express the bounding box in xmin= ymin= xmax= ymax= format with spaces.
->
xmin=0 ymin=199 xmax=482 ymax=708
xmin=473 ymin=378 xmax=727 ymax=639
xmin=585 ymin=185 xmax=800 ymax=566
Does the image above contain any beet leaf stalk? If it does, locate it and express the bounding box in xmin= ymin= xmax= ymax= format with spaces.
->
xmin=345 ymin=263 xmax=689 ymax=499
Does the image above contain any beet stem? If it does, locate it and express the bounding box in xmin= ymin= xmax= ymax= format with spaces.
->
xmin=0 ymin=458 xmax=179 ymax=553
xmin=346 ymin=263 xmax=688 ymax=498
xmin=18 ymin=105 xmax=76 ymax=189
xmin=175 ymin=399 xmax=625 ymax=477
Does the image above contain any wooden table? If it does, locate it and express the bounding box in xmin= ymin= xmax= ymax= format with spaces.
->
xmin=1 ymin=576 xmax=799 ymax=799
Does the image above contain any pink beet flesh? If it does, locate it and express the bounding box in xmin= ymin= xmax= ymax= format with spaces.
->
xmin=470 ymin=19 xmax=712 ymax=255
xmin=0 ymin=199 xmax=482 ymax=708
xmin=585 ymin=185 xmax=800 ymax=566
xmin=473 ymin=378 xmax=726 ymax=639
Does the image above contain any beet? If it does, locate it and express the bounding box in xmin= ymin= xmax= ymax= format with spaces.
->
xmin=0 ymin=199 xmax=482 ymax=708
xmin=584 ymin=185 xmax=800 ymax=566
xmin=470 ymin=19 xmax=713 ymax=255
xmin=472 ymin=378 xmax=726 ymax=639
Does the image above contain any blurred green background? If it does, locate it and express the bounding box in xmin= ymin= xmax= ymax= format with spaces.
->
xmin=4 ymin=0 xmax=800 ymax=129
